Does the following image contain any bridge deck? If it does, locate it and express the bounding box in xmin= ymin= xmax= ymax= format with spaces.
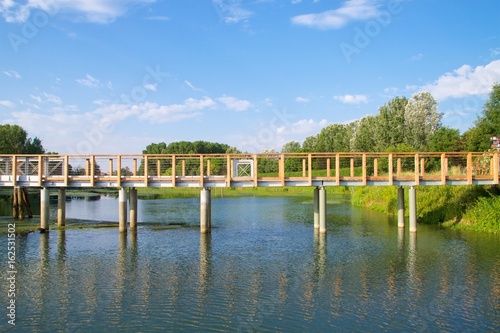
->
xmin=0 ymin=152 xmax=498 ymax=188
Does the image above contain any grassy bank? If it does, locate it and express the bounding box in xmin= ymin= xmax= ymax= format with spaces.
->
xmin=350 ymin=185 xmax=500 ymax=233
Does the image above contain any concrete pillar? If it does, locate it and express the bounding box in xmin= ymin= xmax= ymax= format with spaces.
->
xmin=119 ymin=187 xmax=128 ymax=233
xmin=313 ymin=187 xmax=319 ymax=229
xmin=200 ymin=188 xmax=211 ymax=233
xmin=319 ymin=186 xmax=327 ymax=234
xmin=129 ymin=188 xmax=138 ymax=230
xmin=397 ymin=186 xmax=405 ymax=228
xmin=58 ymin=188 xmax=66 ymax=227
xmin=409 ymin=186 xmax=417 ymax=233
xmin=40 ymin=187 xmax=50 ymax=230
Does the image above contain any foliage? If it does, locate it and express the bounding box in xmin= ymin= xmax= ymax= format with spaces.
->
xmin=281 ymin=141 xmax=301 ymax=153
xmin=373 ymin=96 xmax=407 ymax=150
xmin=463 ymin=83 xmax=500 ymax=151
xmin=462 ymin=195 xmax=500 ymax=232
xmin=404 ymin=91 xmax=442 ymax=150
xmin=428 ymin=127 xmax=462 ymax=152
xmin=0 ymin=124 xmax=45 ymax=154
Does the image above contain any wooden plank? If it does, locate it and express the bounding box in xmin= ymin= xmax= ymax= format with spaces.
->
xmin=302 ymin=159 xmax=306 ymax=177
xmin=467 ymin=153 xmax=473 ymax=185
xmin=335 ymin=154 xmax=340 ymax=186
xmin=157 ymin=159 xmax=161 ymax=177
xmin=226 ymin=155 xmax=231 ymax=187
xmin=182 ymin=160 xmax=186 ymax=176
xmin=350 ymin=158 xmax=354 ymax=177
xmin=109 ymin=159 xmax=113 ymax=177
xmin=397 ymin=158 xmax=401 ymax=178
xmin=327 ymin=158 xmax=331 ymax=177
xmin=388 ymin=153 xmax=393 ymax=185
xmin=420 ymin=157 xmax=425 ymax=177
xmin=373 ymin=158 xmax=378 ymax=177
xmin=133 ymin=159 xmax=137 ymax=176
xmin=207 ymin=159 xmax=211 ymax=176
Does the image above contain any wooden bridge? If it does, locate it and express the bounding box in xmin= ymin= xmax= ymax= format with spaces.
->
xmin=1 ymin=152 xmax=498 ymax=188
xmin=2 ymin=152 xmax=498 ymax=235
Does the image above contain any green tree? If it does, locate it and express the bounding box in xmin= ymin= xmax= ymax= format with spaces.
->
xmin=351 ymin=116 xmax=377 ymax=152
xmin=281 ymin=141 xmax=301 ymax=153
xmin=428 ymin=127 xmax=462 ymax=152
xmin=404 ymin=91 xmax=442 ymax=150
xmin=0 ymin=124 xmax=45 ymax=154
xmin=302 ymin=135 xmax=319 ymax=152
xmin=373 ymin=96 xmax=408 ymax=150
xmin=463 ymin=83 xmax=500 ymax=151
xmin=315 ymin=124 xmax=351 ymax=152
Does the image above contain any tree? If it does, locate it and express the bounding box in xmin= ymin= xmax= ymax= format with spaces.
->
xmin=463 ymin=83 xmax=500 ymax=151
xmin=428 ymin=127 xmax=462 ymax=152
xmin=315 ymin=124 xmax=351 ymax=152
xmin=350 ymin=116 xmax=377 ymax=152
xmin=0 ymin=124 xmax=45 ymax=154
xmin=373 ymin=96 xmax=407 ymax=150
xmin=281 ymin=141 xmax=301 ymax=153
xmin=302 ymin=135 xmax=319 ymax=152
xmin=404 ymin=91 xmax=442 ymax=150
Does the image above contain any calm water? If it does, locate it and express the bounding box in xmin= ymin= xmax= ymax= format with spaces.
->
xmin=0 ymin=194 xmax=499 ymax=332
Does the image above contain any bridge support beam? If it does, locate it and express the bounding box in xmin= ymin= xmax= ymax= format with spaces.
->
xmin=58 ymin=188 xmax=66 ymax=227
xmin=200 ymin=188 xmax=211 ymax=233
xmin=40 ymin=187 xmax=50 ymax=231
xmin=409 ymin=186 xmax=417 ymax=233
xmin=398 ymin=186 xmax=405 ymax=228
xmin=118 ymin=187 xmax=128 ymax=233
xmin=129 ymin=188 xmax=138 ymax=230
xmin=313 ymin=187 xmax=319 ymax=229
xmin=319 ymin=187 xmax=327 ymax=234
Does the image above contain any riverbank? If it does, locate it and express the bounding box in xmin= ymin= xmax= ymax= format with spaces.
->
xmin=350 ymin=185 xmax=500 ymax=233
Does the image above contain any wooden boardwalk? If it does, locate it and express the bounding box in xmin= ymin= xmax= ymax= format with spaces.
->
xmin=1 ymin=152 xmax=498 ymax=188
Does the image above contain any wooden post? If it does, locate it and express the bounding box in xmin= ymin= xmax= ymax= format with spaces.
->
xmin=397 ymin=158 xmax=402 ymax=178
xmin=22 ymin=188 xmax=33 ymax=218
xmin=441 ymin=153 xmax=446 ymax=185
xmin=414 ymin=153 xmax=420 ymax=185
xmin=200 ymin=155 xmax=204 ymax=188
xmin=420 ymin=157 xmax=425 ymax=177
xmin=144 ymin=155 xmax=149 ymax=186
xmin=302 ymin=158 xmax=306 ymax=178
xmin=494 ymin=152 xmax=499 ymax=185
xmin=253 ymin=154 xmax=258 ymax=187
xmin=374 ymin=158 xmax=378 ymax=177
xmin=12 ymin=155 xmax=17 ymax=187
xmin=64 ymin=155 xmax=69 ymax=187
xmin=350 ymin=158 xmax=354 ymax=177
xmin=182 ymin=160 xmax=186 ymax=176
xmin=133 ymin=159 xmax=137 ymax=176
xmin=38 ymin=156 xmax=43 ymax=186
xmin=308 ymin=154 xmax=312 ymax=186
xmin=226 ymin=155 xmax=231 ymax=187
xmin=17 ymin=188 xmax=24 ymax=219
xmin=279 ymin=154 xmax=285 ymax=186
xmin=90 ymin=155 xmax=95 ymax=187
xmin=116 ymin=155 xmax=122 ymax=188
xmin=109 ymin=159 xmax=113 ymax=177
xmin=335 ymin=154 xmax=340 ymax=185
xmin=467 ymin=153 xmax=473 ymax=185
xmin=327 ymin=158 xmax=331 ymax=178
xmin=388 ymin=153 xmax=393 ymax=186
xmin=362 ymin=153 xmax=367 ymax=185
xmin=12 ymin=188 xmax=18 ymax=219
xmin=157 ymin=159 xmax=161 ymax=177
xmin=172 ymin=155 xmax=177 ymax=187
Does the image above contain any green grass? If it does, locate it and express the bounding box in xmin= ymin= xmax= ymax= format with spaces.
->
xmin=351 ymin=185 xmax=500 ymax=233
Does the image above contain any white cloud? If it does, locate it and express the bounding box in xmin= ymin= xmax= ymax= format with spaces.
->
xmin=144 ymin=15 xmax=170 ymax=21
xmin=3 ymin=69 xmax=21 ymax=79
xmin=139 ymin=98 xmax=216 ymax=123
xmin=212 ymin=0 xmax=253 ymax=23
xmin=291 ymin=0 xmax=380 ymax=29
xmin=0 ymin=100 xmax=16 ymax=108
xmin=295 ymin=96 xmax=310 ymax=103
xmin=76 ymin=74 xmax=101 ymax=88
xmin=30 ymin=92 xmax=63 ymax=105
xmin=276 ymin=118 xmax=328 ymax=136
xmin=218 ymin=95 xmax=252 ymax=111
xmin=143 ymin=83 xmax=157 ymax=92
xmin=184 ymin=80 xmax=204 ymax=92
xmin=421 ymin=60 xmax=500 ymax=101
xmin=333 ymin=94 xmax=368 ymax=104
xmin=0 ymin=0 xmax=158 ymax=24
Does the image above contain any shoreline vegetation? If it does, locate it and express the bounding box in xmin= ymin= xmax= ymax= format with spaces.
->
xmin=0 ymin=185 xmax=498 ymax=235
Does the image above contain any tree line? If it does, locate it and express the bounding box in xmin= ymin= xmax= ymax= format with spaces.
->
xmin=282 ymin=83 xmax=500 ymax=153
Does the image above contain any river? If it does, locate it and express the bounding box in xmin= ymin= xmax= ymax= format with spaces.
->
xmin=0 ymin=194 xmax=499 ymax=332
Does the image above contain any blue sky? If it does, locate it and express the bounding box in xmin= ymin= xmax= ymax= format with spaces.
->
xmin=1 ymin=0 xmax=499 ymax=154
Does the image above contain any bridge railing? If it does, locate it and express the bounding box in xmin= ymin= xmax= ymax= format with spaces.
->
xmin=0 ymin=152 xmax=498 ymax=187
